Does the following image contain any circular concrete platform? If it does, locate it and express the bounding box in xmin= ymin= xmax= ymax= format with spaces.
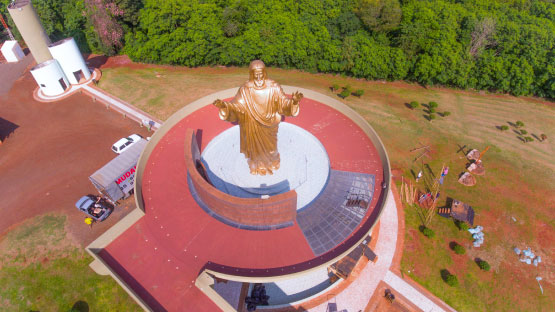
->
xmin=201 ymin=122 xmax=330 ymax=209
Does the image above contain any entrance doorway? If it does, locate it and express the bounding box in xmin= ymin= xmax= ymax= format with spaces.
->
xmin=73 ymin=70 xmax=85 ymax=83
xmin=59 ymin=78 xmax=67 ymax=91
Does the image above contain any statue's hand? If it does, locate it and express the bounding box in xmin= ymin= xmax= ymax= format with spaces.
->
xmin=213 ymin=99 xmax=225 ymax=109
xmin=292 ymin=91 xmax=303 ymax=103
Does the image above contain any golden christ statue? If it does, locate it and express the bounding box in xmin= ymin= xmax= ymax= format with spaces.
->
xmin=213 ymin=60 xmax=303 ymax=176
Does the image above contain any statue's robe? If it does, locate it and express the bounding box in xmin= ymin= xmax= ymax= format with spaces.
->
xmin=217 ymin=79 xmax=299 ymax=175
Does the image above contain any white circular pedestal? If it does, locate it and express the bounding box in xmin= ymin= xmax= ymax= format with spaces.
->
xmin=201 ymin=122 xmax=330 ymax=209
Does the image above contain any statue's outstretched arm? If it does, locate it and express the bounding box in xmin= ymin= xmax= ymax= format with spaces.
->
xmin=277 ymin=86 xmax=303 ymax=117
xmin=213 ymin=98 xmax=240 ymax=122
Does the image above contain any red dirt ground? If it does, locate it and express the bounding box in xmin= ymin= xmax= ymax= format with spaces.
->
xmin=100 ymin=98 xmax=386 ymax=311
xmin=0 ymin=70 xmax=150 ymax=245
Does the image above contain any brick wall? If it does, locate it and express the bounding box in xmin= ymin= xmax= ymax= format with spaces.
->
xmin=184 ymin=129 xmax=297 ymax=227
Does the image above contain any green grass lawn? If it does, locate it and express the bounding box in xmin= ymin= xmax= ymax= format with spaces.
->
xmin=99 ymin=65 xmax=554 ymax=311
xmin=0 ymin=214 xmax=140 ymax=312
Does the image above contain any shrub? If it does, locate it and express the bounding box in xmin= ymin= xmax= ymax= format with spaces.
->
xmin=524 ymin=136 xmax=533 ymax=142
xmin=429 ymin=107 xmax=437 ymax=113
xmin=445 ymin=273 xmax=458 ymax=286
xmin=442 ymin=111 xmax=451 ymax=117
xmin=515 ymin=121 xmax=524 ymax=128
xmin=343 ymin=85 xmax=352 ymax=92
xmin=421 ymin=227 xmax=435 ymax=238
xmin=429 ymin=101 xmax=439 ymax=108
xmin=540 ymin=134 xmax=547 ymax=141
xmin=332 ymin=83 xmax=340 ymax=92
xmin=478 ymin=260 xmax=491 ymax=271
xmin=429 ymin=113 xmax=436 ymax=121
xmin=453 ymin=243 xmax=466 ymax=255
xmin=354 ymin=89 xmax=365 ymax=97
xmin=409 ymin=101 xmax=419 ymax=109
xmin=500 ymin=125 xmax=509 ymax=131
xmin=339 ymin=89 xmax=351 ymax=99
xmin=520 ymin=129 xmax=528 ymax=135
xmin=455 ymin=220 xmax=469 ymax=231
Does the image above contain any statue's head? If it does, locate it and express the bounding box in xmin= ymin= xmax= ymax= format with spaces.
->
xmin=249 ymin=60 xmax=267 ymax=89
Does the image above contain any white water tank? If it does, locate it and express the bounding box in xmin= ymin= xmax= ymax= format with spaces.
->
xmin=1 ymin=40 xmax=25 ymax=62
xmin=7 ymin=0 xmax=53 ymax=64
xmin=48 ymin=37 xmax=91 ymax=84
xmin=30 ymin=59 xmax=70 ymax=96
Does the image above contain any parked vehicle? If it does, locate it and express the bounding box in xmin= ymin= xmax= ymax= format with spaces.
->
xmin=111 ymin=134 xmax=142 ymax=154
xmin=75 ymin=195 xmax=113 ymax=221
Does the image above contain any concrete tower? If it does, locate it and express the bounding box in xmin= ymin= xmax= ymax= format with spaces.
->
xmin=7 ymin=0 xmax=53 ymax=64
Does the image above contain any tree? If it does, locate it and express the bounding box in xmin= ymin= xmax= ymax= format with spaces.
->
xmin=410 ymin=101 xmax=419 ymax=109
xmin=83 ymin=0 xmax=125 ymax=55
xmin=469 ymin=17 xmax=496 ymax=57
xmin=445 ymin=274 xmax=458 ymax=286
xmin=515 ymin=121 xmax=524 ymax=128
xmin=441 ymin=269 xmax=458 ymax=286
xmin=421 ymin=227 xmax=435 ymax=238
xmin=478 ymin=260 xmax=491 ymax=271
xmin=339 ymin=89 xmax=351 ymax=99
xmin=455 ymin=220 xmax=469 ymax=231
xmin=354 ymin=0 xmax=402 ymax=33
xmin=453 ymin=243 xmax=466 ymax=255
xmin=222 ymin=6 xmax=246 ymax=37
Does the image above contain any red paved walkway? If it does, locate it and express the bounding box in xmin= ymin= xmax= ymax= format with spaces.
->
xmin=100 ymin=99 xmax=384 ymax=311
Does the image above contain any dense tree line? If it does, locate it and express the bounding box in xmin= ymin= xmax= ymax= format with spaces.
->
xmin=1 ymin=0 xmax=554 ymax=98
xmin=0 ymin=0 xmax=142 ymax=55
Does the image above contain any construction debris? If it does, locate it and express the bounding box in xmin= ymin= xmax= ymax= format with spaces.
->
xmin=400 ymin=178 xmax=416 ymax=205
xmin=458 ymin=172 xmax=476 ymax=186
xmin=536 ymin=277 xmax=544 ymax=294
xmin=515 ymin=247 xmax=542 ymax=267
xmin=468 ymin=225 xmax=484 ymax=247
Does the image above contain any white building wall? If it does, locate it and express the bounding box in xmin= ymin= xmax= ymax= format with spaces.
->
xmin=30 ymin=59 xmax=70 ymax=96
xmin=1 ymin=40 xmax=25 ymax=62
xmin=48 ymin=37 xmax=91 ymax=85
